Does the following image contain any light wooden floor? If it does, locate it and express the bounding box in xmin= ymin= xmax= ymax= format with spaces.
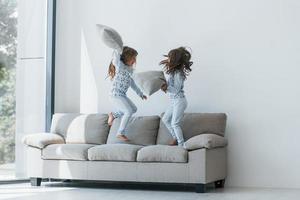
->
xmin=0 ymin=182 xmax=300 ymax=200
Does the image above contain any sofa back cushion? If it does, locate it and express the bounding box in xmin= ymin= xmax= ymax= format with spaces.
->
xmin=106 ymin=116 xmax=160 ymax=146
xmin=156 ymin=113 xmax=227 ymax=145
xmin=50 ymin=113 xmax=81 ymax=137
xmin=65 ymin=114 xmax=109 ymax=144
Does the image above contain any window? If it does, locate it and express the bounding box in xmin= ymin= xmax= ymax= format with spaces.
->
xmin=0 ymin=0 xmax=53 ymax=181
xmin=0 ymin=0 xmax=17 ymax=180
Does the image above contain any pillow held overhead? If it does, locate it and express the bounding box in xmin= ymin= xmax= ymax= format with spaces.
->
xmin=133 ymin=71 xmax=166 ymax=96
xmin=96 ymin=24 xmax=123 ymax=52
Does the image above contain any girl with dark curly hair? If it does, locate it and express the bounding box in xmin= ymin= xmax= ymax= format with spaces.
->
xmin=160 ymin=47 xmax=193 ymax=147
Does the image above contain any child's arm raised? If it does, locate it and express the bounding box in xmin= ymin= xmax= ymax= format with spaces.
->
xmin=130 ymin=78 xmax=147 ymax=100
xmin=111 ymin=50 xmax=121 ymax=69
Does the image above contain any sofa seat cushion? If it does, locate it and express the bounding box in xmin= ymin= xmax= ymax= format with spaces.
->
xmin=42 ymin=144 xmax=94 ymax=160
xmin=137 ymin=145 xmax=188 ymax=163
xmin=88 ymin=144 xmax=143 ymax=162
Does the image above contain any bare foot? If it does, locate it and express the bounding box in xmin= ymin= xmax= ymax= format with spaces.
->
xmin=108 ymin=112 xmax=115 ymax=126
xmin=169 ymin=139 xmax=178 ymax=146
xmin=117 ymin=134 xmax=130 ymax=142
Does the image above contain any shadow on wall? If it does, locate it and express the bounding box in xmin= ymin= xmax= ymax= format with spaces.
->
xmin=80 ymin=25 xmax=124 ymax=114
xmin=80 ymin=30 xmax=99 ymax=113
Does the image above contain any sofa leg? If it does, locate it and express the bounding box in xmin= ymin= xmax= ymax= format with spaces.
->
xmin=214 ymin=179 xmax=225 ymax=188
xmin=30 ymin=177 xmax=42 ymax=186
xmin=195 ymin=184 xmax=206 ymax=193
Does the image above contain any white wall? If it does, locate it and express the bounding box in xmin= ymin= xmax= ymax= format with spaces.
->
xmin=55 ymin=0 xmax=300 ymax=188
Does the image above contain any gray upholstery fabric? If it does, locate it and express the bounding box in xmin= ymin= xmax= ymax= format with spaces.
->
xmin=96 ymin=24 xmax=123 ymax=52
xmin=66 ymin=114 xmax=109 ymax=144
xmin=157 ymin=113 xmax=227 ymax=145
xmin=137 ymin=145 xmax=188 ymax=163
xmin=50 ymin=113 xmax=81 ymax=137
xmin=88 ymin=144 xmax=143 ymax=162
xmin=185 ymin=133 xmax=228 ymax=151
xmin=133 ymin=71 xmax=166 ymax=96
xmin=188 ymin=147 xmax=227 ymax=183
xmin=22 ymin=133 xmax=65 ymax=149
xmin=107 ymin=116 xmax=160 ymax=145
xmin=26 ymin=112 xmax=228 ymax=185
xmin=42 ymin=144 xmax=94 ymax=160
xmin=27 ymin=146 xmax=227 ymax=184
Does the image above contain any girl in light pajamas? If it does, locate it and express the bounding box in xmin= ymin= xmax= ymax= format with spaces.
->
xmin=107 ymin=46 xmax=147 ymax=141
xmin=160 ymin=47 xmax=193 ymax=147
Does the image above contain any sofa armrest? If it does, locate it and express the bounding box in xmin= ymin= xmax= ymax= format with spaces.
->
xmin=22 ymin=133 xmax=65 ymax=149
xmin=185 ymin=133 xmax=227 ymax=151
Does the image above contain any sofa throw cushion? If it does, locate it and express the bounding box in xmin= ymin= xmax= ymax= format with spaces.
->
xmin=96 ymin=24 xmax=123 ymax=52
xmin=157 ymin=113 xmax=227 ymax=145
xmin=42 ymin=144 xmax=94 ymax=160
xmin=22 ymin=133 xmax=65 ymax=149
xmin=107 ymin=116 xmax=160 ymax=146
xmin=184 ymin=134 xmax=228 ymax=151
xmin=133 ymin=71 xmax=166 ymax=96
xmin=66 ymin=114 xmax=109 ymax=144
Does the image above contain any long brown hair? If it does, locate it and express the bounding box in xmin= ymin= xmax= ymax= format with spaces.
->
xmin=159 ymin=47 xmax=193 ymax=79
xmin=108 ymin=46 xmax=138 ymax=80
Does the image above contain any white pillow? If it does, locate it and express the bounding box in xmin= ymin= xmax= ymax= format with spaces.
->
xmin=96 ymin=24 xmax=123 ymax=52
xmin=133 ymin=71 xmax=166 ymax=96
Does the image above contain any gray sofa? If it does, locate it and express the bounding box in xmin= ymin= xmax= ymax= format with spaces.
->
xmin=23 ymin=113 xmax=228 ymax=193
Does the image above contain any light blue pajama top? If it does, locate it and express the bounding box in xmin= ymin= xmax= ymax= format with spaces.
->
xmin=110 ymin=50 xmax=143 ymax=98
xmin=166 ymin=71 xmax=185 ymax=99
